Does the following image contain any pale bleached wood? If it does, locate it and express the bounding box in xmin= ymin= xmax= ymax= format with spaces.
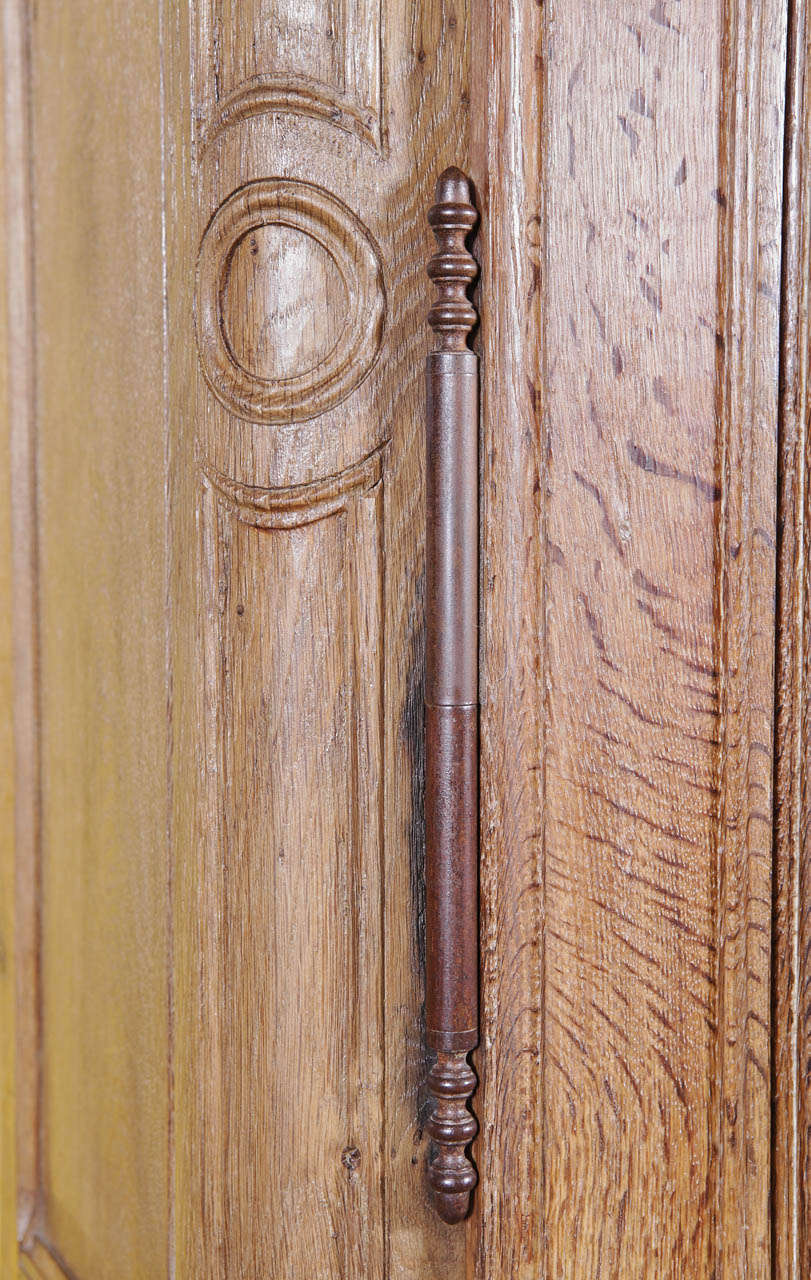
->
xmin=0 ymin=2 xmax=22 ymax=1272
xmin=21 ymin=1 xmax=171 ymax=1276
xmin=1 ymin=0 xmax=38 ymax=1246
xmin=18 ymin=1238 xmax=71 ymax=1280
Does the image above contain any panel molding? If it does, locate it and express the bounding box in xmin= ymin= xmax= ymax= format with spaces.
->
xmin=470 ymin=0 xmax=546 ymax=1275
xmin=18 ymin=1239 xmax=72 ymax=1280
xmin=200 ymin=74 xmax=382 ymax=152
xmin=178 ymin=459 xmax=387 ymax=1276
xmin=473 ymin=1 xmax=785 ymax=1276
xmin=195 ymin=0 xmax=385 ymax=151
xmin=167 ymin=0 xmax=474 ymax=1269
xmin=713 ymin=1 xmax=785 ymax=1272
xmin=202 ymin=447 xmax=383 ymax=528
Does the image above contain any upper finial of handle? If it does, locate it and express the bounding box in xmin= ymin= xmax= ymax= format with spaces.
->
xmin=427 ymin=168 xmax=478 ymax=352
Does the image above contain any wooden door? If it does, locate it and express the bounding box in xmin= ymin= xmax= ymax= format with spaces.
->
xmin=1 ymin=0 xmax=809 ymax=1277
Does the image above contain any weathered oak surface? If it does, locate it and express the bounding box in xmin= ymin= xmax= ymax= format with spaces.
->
xmin=474 ymin=1 xmax=787 ymax=1277
xmin=1 ymin=0 xmax=806 ymax=1277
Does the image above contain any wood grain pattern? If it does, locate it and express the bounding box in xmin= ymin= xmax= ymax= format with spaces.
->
xmin=165 ymin=0 xmax=473 ymax=1275
xmin=2 ymin=0 xmax=802 ymax=1275
xmin=773 ymin=0 xmax=811 ymax=1272
xmin=473 ymin=1 xmax=784 ymax=1276
xmin=197 ymin=0 xmax=385 ymax=150
xmin=470 ymin=0 xmax=547 ymax=1273
xmin=3 ymin=0 xmax=172 ymax=1276
xmin=194 ymin=178 xmax=386 ymax=423
xmin=715 ymin=4 xmax=785 ymax=1272
xmin=0 ymin=2 xmax=22 ymax=1271
xmin=2 ymin=0 xmax=39 ymax=1249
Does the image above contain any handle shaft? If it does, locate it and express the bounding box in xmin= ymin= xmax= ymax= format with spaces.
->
xmin=424 ymin=167 xmax=479 ymax=1225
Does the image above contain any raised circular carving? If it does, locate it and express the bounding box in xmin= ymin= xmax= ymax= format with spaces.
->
xmin=195 ymin=179 xmax=386 ymax=424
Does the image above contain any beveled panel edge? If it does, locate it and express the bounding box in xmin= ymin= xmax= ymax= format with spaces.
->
xmin=2 ymin=0 xmax=40 ymax=1251
xmin=713 ymin=0 xmax=786 ymax=1273
xmin=18 ymin=1239 xmax=71 ymax=1280
xmin=469 ymin=0 xmax=547 ymax=1271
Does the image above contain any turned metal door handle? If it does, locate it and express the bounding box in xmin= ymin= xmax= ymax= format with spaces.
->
xmin=424 ymin=168 xmax=479 ymax=1224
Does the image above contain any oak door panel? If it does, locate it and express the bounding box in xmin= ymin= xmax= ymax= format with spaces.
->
xmin=3 ymin=0 xmax=809 ymax=1277
xmin=474 ymin=1 xmax=787 ymax=1277
xmin=165 ymin=0 xmax=471 ymax=1277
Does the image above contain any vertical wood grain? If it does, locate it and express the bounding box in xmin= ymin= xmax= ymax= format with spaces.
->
xmin=715 ymin=3 xmax=785 ymax=1272
xmin=470 ymin=1 xmax=546 ymax=1276
xmin=2 ymin=1 xmax=798 ymax=1275
xmin=543 ymin=8 xmax=724 ymax=1265
xmin=474 ymin=1 xmax=785 ymax=1276
xmin=2 ymin=0 xmax=38 ymax=1246
xmin=22 ymin=1 xmax=171 ymax=1276
xmin=166 ymin=0 xmax=473 ymax=1275
xmin=773 ymin=0 xmax=811 ymax=1272
xmin=0 ymin=2 xmax=21 ymax=1270
xmin=182 ymin=469 xmax=386 ymax=1277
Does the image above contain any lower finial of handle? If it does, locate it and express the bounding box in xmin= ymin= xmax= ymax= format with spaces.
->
xmin=426 ymin=1050 xmax=478 ymax=1223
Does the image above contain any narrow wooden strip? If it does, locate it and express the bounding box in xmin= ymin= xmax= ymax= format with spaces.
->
xmin=471 ymin=0 xmax=546 ymax=1272
xmin=0 ymin=1 xmax=23 ymax=1267
xmin=1 ymin=0 xmax=39 ymax=1240
xmin=774 ymin=0 xmax=811 ymax=1273
xmin=714 ymin=1 xmax=785 ymax=1272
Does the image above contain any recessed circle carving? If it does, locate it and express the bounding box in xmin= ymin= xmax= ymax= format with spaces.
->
xmin=221 ymin=225 xmax=347 ymax=383
xmin=195 ymin=179 xmax=386 ymax=424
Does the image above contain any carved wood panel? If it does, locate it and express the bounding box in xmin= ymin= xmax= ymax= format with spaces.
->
xmin=3 ymin=0 xmax=810 ymax=1276
xmin=167 ymin=0 xmax=472 ymax=1276
xmin=185 ymin=465 xmax=385 ymax=1275
xmin=197 ymin=0 xmax=385 ymax=150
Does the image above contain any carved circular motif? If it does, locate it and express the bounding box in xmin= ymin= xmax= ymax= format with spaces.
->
xmin=221 ymin=225 xmax=347 ymax=383
xmin=195 ymin=179 xmax=386 ymax=424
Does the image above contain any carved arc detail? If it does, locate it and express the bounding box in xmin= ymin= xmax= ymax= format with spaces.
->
xmin=201 ymin=447 xmax=384 ymax=529
xmin=201 ymin=76 xmax=382 ymax=153
xmin=196 ymin=0 xmax=384 ymax=152
xmin=424 ymin=168 xmax=480 ymax=1225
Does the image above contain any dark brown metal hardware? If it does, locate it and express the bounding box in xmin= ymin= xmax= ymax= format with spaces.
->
xmin=424 ymin=167 xmax=479 ymax=1225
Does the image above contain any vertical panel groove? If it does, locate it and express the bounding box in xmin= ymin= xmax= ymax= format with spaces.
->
xmin=3 ymin=0 xmax=40 ymax=1242
xmin=715 ymin=0 xmax=785 ymax=1272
